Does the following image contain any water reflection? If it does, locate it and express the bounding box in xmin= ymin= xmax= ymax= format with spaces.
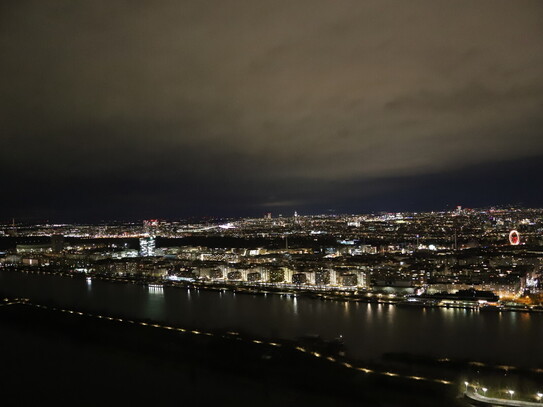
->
xmin=0 ymin=270 xmax=541 ymax=365
xmin=342 ymin=301 xmax=349 ymax=315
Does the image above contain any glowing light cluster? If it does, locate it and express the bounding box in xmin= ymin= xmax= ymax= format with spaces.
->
xmin=509 ymin=230 xmax=520 ymax=245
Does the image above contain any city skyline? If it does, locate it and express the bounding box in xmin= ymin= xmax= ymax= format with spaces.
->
xmin=2 ymin=2 xmax=543 ymax=404
xmin=2 ymin=201 xmax=542 ymax=225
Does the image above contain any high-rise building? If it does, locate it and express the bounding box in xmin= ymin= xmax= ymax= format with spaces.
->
xmin=139 ymin=236 xmax=156 ymax=257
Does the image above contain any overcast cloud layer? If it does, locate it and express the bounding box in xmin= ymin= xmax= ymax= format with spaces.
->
xmin=1 ymin=0 xmax=543 ymax=221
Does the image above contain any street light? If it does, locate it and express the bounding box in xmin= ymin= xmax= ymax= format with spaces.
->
xmin=537 ymin=392 xmax=542 ymax=403
xmin=464 ymin=381 xmax=469 ymax=392
xmin=508 ymin=390 xmax=515 ymax=399
xmin=482 ymin=388 xmax=488 ymax=397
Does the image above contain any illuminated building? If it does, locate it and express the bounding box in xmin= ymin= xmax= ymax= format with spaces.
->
xmin=139 ymin=236 xmax=156 ymax=257
xmin=247 ymin=272 xmax=261 ymax=282
xmin=339 ymin=274 xmax=357 ymax=287
xmin=315 ymin=270 xmax=330 ymax=286
xmin=292 ymin=273 xmax=307 ymax=284
xmin=227 ymin=271 xmax=242 ymax=280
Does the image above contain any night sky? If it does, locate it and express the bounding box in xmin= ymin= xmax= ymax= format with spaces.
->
xmin=1 ymin=1 xmax=543 ymax=222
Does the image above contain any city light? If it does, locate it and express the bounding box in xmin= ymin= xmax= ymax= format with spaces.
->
xmin=1 ymin=0 xmax=540 ymax=402
xmin=0 ymin=210 xmax=541 ymax=404
xmin=509 ymin=230 xmax=520 ymax=246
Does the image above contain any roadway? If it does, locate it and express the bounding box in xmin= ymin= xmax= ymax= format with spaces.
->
xmin=465 ymin=391 xmax=542 ymax=406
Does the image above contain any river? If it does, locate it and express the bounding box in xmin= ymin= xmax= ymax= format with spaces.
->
xmin=0 ymin=270 xmax=541 ymax=367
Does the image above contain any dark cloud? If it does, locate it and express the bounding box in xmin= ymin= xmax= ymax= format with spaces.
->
xmin=1 ymin=0 xmax=543 ymax=221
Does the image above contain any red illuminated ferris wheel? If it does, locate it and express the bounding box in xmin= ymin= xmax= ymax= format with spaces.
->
xmin=509 ymin=230 xmax=520 ymax=246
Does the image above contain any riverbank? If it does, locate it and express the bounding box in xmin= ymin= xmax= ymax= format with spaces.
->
xmin=2 ymin=266 xmax=539 ymax=313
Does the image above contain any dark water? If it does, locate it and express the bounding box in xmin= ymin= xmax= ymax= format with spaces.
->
xmin=1 ymin=270 xmax=541 ymax=367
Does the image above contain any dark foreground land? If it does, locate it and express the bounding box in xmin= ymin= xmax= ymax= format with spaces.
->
xmin=0 ymin=302 xmax=462 ymax=406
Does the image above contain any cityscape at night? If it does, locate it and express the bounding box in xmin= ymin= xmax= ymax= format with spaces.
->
xmin=2 ymin=0 xmax=543 ymax=406
xmin=3 ymin=208 xmax=543 ymax=308
xmin=2 ymin=208 xmax=543 ymax=405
